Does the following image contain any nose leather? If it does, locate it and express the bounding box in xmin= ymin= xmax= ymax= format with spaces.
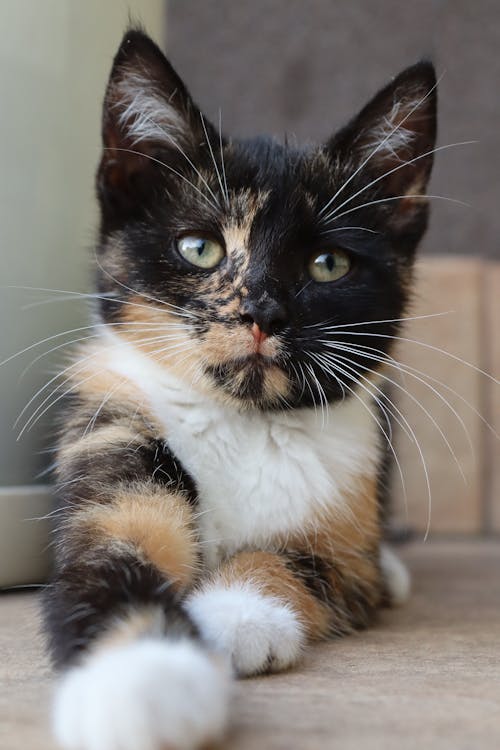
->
xmin=239 ymin=292 xmax=287 ymax=335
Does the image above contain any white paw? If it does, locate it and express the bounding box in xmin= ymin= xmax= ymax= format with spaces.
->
xmin=53 ymin=638 xmax=229 ymax=750
xmin=380 ymin=544 xmax=411 ymax=606
xmin=186 ymin=582 xmax=305 ymax=677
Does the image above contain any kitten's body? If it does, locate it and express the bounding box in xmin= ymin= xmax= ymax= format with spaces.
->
xmin=102 ymin=328 xmax=380 ymax=564
xmin=45 ymin=29 xmax=436 ymax=750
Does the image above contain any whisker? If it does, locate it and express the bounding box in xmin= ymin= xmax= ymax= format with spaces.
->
xmin=21 ymin=292 xmax=117 ymax=310
xmin=103 ymin=147 xmax=219 ymax=212
xmin=295 ymin=280 xmax=313 ymax=298
xmin=323 ymin=193 xmax=469 ymax=227
xmin=5 ymin=285 xmax=197 ymax=323
xmin=288 ymin=360 xmax=307 ymax=401
xmin=307 ymin=352 xmax=408 ymax=513
xmin=83 ymin=380 xmax=126 ymax=437
xmin=319 ymin=226 xmax=379 ymax=236
xmin=325 ymin=349 xmax=467 ymax=484
xmin=200 ymin=112 xmax=228 ymax=208
xmin=218 ymin=108 xmax=229 ymax=205
xmin=16 ymin=330 xmax=191 ymax=435
xmin=299 ymin=360 xmax=319 ymax=413
xmin=318 ymin=75 xmax=442 ymax=218
xmin=19 ymin=325 xmax=189 ymax=379
xmin=305 ymin=310 xmax=452 ymax=331
xmin=322 ymin=340 xmax=483 ymax=445
xmin=93 ymin=252 xmax=200 ymax=321
xmin=322 ymin=141 xmax=476 ymax=224
xmin=319 ymin=330 xmax=500 ymax=385
xmin=304 ymin=362 xmax=328 ymax=428
xmin=323 ymin=355 xmax=434 ymax=539
xmin=2 ymin=319 xmax=190 ymax=375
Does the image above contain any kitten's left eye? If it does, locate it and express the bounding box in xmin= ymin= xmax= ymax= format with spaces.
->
xmin=177 ymin=235 xmax=225 ymax=269
xmin=308 ymin=249 xmax=350 ymax=283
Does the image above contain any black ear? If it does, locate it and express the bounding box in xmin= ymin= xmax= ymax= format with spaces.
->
xmin=328 ymin=61 xmax=437 ymax=210
xmin=98 ymin=29 xmax=214 ymax=207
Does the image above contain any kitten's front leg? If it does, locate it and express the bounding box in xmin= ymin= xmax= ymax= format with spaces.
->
xmin=46 ymin=401 xmax=229 ymax=750
xmin=186 ymin=546 xmax=383 ymax=677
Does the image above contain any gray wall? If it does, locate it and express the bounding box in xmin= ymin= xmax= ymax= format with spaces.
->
xmin=167 ymin=0 xmax=499 ymax=259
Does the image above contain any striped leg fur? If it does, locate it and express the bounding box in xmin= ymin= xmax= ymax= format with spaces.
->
xmin=44 ymin=400 xmax=230 ymax=750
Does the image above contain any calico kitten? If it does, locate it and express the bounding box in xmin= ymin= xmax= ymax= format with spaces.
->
xmin=45 ymin=29 xmax=436 ymax=750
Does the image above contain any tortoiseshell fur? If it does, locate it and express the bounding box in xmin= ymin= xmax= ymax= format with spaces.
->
xmin=45 ymin=29 xmax=437 ymax=750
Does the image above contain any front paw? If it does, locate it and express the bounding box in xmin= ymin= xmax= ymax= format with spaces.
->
xmin=186 ymin=582 xmax=305 ymax=677
xmin=53 ymin=639 xmax=229 ymax=750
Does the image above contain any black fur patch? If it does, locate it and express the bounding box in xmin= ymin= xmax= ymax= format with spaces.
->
xmin=43 ymin=552 xmax=197 ymax=668
xmin=285 ymin=550 xmax=381 ymax=633
xmin=56 ymin=399 xmax=198 ymax=507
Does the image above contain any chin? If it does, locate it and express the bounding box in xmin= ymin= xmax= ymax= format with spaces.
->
xmin=206 ymin=356 xmax=291 ymax=410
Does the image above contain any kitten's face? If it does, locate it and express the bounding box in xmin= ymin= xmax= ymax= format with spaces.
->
xmin=97 ymin=30 xmax=437 ymax=410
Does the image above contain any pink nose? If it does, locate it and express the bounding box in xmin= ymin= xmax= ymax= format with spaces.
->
xmin=251 ymin=323 xmax=268 ymax=349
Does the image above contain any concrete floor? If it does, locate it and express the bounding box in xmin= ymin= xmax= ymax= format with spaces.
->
xmin=1 ymin=541 xmax=499 ymax=750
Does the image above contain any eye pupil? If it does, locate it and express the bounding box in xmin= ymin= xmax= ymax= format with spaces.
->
xmin=326 ymin=254 xmax=334 ymax=271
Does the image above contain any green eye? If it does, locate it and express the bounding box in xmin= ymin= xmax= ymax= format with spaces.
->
xmin=308 ymin=249 xmax=350 ymax=283
xmin=177 ymin=235 xmax=225 ymax=269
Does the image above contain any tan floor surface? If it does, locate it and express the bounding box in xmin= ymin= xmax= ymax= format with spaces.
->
xmin=1 ymin=540 xmax=499 ymax=750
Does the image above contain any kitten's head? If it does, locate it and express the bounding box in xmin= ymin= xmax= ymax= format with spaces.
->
xmin=96 ymin=29 xmax=437 ymax=410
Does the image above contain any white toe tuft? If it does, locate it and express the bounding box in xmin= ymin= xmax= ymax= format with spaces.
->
xmin=53 ymin=638 xmax=229 ymax=750
xmin=186 ymin=581 xmax=305 ymax=677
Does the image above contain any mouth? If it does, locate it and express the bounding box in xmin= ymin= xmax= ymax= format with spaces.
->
xmin=204 ymin=353 xmax=287 ymax=406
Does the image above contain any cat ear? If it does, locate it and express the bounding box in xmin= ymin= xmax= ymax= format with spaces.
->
xmin=328 ymin=61 xmax=437 ymax=213
xmin=98 ymin=29 xmax=211 ymax=203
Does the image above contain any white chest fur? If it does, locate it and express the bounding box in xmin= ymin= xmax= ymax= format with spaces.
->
xmin=103 ymin=333 xmax=380 ymax=566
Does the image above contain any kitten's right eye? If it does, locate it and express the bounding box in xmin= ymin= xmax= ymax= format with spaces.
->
xmin=308 ymin=248 xmax=351 ymax=283
xmin=177 ymin=235 xmax=225 ymax=269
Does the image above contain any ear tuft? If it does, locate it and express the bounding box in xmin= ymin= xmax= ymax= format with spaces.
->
xmin=329 ymin=61 xmax=437 ymax=200
xmin=104 ymin=29 xmax=193 ymax=152
xmin=356 ymin=62 xmax=437 ymax=166
xmin=98 ymin=29 xmax=214 ymax=212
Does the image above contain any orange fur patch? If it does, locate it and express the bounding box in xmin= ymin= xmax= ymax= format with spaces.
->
xmin=58 ymin=424 xmax=143 ymax=461
xmin=215 ymin=550 xmax=330 ymax=640
xmin=79 ymin=485 xmax=199 ymax=590
xmin=96 ymin=606 xmax=166 ymax=653
xmin=287 ymin=475 xmax=382 ymax=593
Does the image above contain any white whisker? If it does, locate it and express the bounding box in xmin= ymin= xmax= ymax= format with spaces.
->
xmin=93 ymin=252 xmax=200 ymax=321
xmin=306 ymin=310 xmax=452 ymax=331
xmin=218 ymin=108 xmax=229 ymax=205
xmin=323 ymin=193 xmax=469 ymax=226
xmin=326 ymin=349 xmax=467 ymax=484
xmin=307 ymin=351 xmax=408 ymax=513
xmin=322 ymin=141 xmax=475 ymax=224
xmin=103 ymin=147 xmax=219 ymax=211
xmin=318 ymin=75 xmax=442 ymax=218
xmin=319 ymin=225 xmax=379 ymax=236
xmin=200 ymin=112 xmax=228 ymax=207
xmin=320 ymin=330 xmax=499 ymax=385
xmin=16 ymin=330 xmax=190 ymax=436
xmin=322 ymin=340 xmax=482 ymax=445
